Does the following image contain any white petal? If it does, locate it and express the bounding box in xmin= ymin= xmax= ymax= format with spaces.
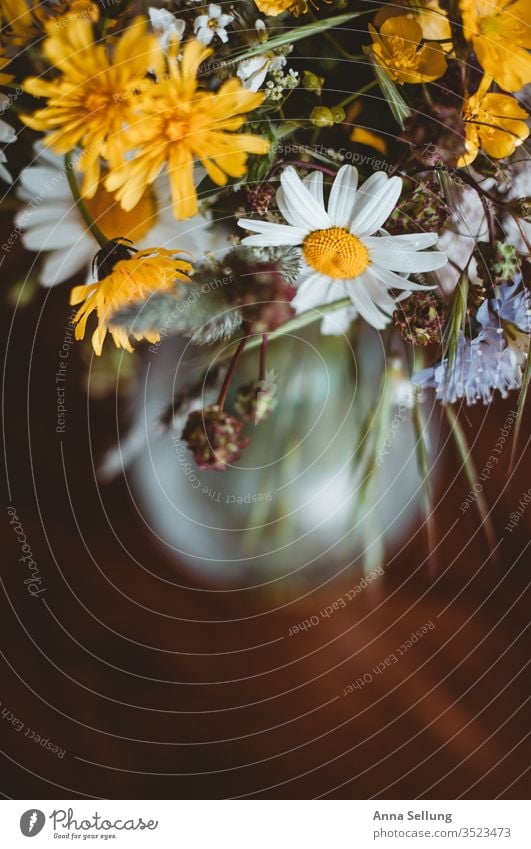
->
xmin=371 ymin=264 xmax=437 ymax=291
xmin=0 ymin=121 xmax=16 ymax=143
xmin=345 ymin=277 xmax=391 ymax=329
xmin=39 ymin=245 xmax=93 ymax=287
xmin=292 ymin=272 xmax=329 ymax=310
xmin=218 ymin=14 xmax=233 ymax=26
xmin=351 ymin=176 xmax=402 ymax=236
xmin=15 ymin=201 xmax=73 ymax=229
xmin=196 ymin=26 xmax=214 ymax=44
xmin=217 ymin=28 xmax=229 ymax=42
xmin=302 ymin=171 xmax=324 ymax=206
xmin=361 ymin=269 xmax=398 ymax=314
xmin=364 ymin=232 xmax=439 ymax=251
xmin=280 ymin=167 xmax=330 ymax=231
xmin=238 ymin=218 xmax=306 ymax=246
xmin=22 ymin=220 xmax=86 ymax=250
xmin=194 ymin=14 xmax=209 ymax=27
xmin=19 ymin=165 xmax=65 ymax=196
xmin=275 ymin=187 xmax=307 ymax=229
xmin=208 ymin=3 xmax=222 ymax=15
xmin=370 ymin=247 xmax=447 ymax=273
xmin=321 ymin=306 xmax=358 ymax=335
xmin=327 ymin=164 xmax=358 ymax=227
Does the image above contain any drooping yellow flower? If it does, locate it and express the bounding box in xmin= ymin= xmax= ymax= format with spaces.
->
xmin=70 ymin=247 xmax=192 ymax=355
xmin=374 ymin=1 xmax=453 ymax=51
xmin=458 ymin=75 xmax=529 ymax=166
xmin=369 ymin=16 xmax=448 ymax=84
xmin=21 ymin=16 xmax=162 ymax=197
xmin=105 ymin=39 xmax=270 ymax=220
xmin=460 ymin=0 xmax=531 ymax=92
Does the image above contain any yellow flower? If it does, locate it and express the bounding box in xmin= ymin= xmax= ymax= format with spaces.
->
xmin=350 ymin=127 xmax=388 ymax=155
xmin=0 ymin=0 xmax=98 ymax=45
xmin=254 ymin=0 xmax=310 ymax=16
xmin=0 ymin=47 xmax=13 ymax=86
xmin=105 ymin=39 xmax=270 ymax=220
xmin=21 ymin=16 xmax=162 ymax=197
xmin=374 ymin=1 xmax=453 ymax=51
xmin=70 ymin=247 xmax=192 ymax=355
xmin=369 ymin=16 xmax=448 ymax=84
xmin=458 ymin=75 xmax=529 ymax=166
xmin=460 ymin=0 xmax=531 ymax=92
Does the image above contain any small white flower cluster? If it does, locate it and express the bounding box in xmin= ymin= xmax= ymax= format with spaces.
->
xmin=265 ymin=67 xmax=299 ymax=102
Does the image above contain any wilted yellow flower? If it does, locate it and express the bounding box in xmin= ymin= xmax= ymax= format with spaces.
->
xmin=21 ymin=17 xmax=162 ymax=197
xmin=105 ymin=39 xmax=270 ymax=220
xmin=460 ymin=0 xmax=531 ymax=92
xmin=369 ymin=16 xmax=447 ymax=84
xmin=70 ymin=247 xmax=192 ymax=355
xmin=374 ymin=1 xmax=452 ymax=51
xmin=458 ymin=75 xmax=529 ymax=166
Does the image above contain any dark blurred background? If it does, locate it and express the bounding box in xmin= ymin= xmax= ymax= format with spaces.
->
xmin=1 ymin=238 xmax=529 ymax=800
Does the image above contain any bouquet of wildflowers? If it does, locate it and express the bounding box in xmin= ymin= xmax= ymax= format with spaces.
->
xmin=2 ymin=0 xmax=530 ymax=554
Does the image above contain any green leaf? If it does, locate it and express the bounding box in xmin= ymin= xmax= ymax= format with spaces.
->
xmin=443 ymin=268 xmax=469 ymax=392
xmin=367 ymin=54 xmax=411 ymax=129
xmin=445 ymin=405 xmax=497 ymax=553
xmin=228 ymin=12 xmax=371 ymax=64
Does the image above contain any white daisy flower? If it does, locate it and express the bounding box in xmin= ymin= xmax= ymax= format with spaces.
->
xmin=238 ymin=165 xmax=447 ymax=332
xmin=16 ymin=144 xmax=224 ymax=287
xmin=148 ymin=7 xmax=185 ymax=50
xmin=193 ymin=4 xmax=233 ymax=45
xmin=237 ymin=53 xmax=286 ymax=92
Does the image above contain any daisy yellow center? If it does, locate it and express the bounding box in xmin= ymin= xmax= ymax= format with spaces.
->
xmin=85 ymin=183 xmax=157 ymax=241
xmin=303 ymin=227 xmax=369 ymax=279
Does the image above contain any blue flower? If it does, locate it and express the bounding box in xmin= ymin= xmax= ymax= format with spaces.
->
xmin=490 ymin=277 xmax=531 ymax=334
xmin=413 ymin=295 xmax=527 ymax=405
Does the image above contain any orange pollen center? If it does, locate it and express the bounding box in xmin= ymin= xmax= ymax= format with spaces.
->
xmin=302 ymin=227 xmax=369 ymax=279
xmin=85 ymin=90 xmax=110 ymax=113
xmin=165 ymin=113 xmax=191 ymax=142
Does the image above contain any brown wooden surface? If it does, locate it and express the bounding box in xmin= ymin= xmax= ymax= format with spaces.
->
xmin=1 ymin=269 xmax=529 ymax=800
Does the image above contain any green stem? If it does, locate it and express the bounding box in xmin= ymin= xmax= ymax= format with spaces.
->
xmin=445 ymin=404 xmax=497 ymax=553
xmin=213 ymin=298 xmax=352 ymax=371
xmin=337 ymin=78 xmax=378 ymax=109
xmin=217 ymin=335 xmax=248 ymax=409
xmin=64 ymin=152 xmax=109 ymax=250
xmin=412 ymin=402 xmax=437 ymax=574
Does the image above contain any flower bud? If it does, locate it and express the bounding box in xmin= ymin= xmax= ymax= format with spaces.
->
xmin=330 ymin=106 xmax=345 ymax=124
xmin=302 ymin=71 xmax=324 ymax=95
xmin=235 ymin=379 xmax=278 ymax=424
xmin=182 ymin=405 xmax=249 ymax=471
xmin=309 ymin=106 xmax=334 ymax=127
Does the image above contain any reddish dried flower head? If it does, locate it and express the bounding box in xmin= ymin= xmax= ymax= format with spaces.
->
xmin=182 ymin=404 xmax=249 ymax=471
